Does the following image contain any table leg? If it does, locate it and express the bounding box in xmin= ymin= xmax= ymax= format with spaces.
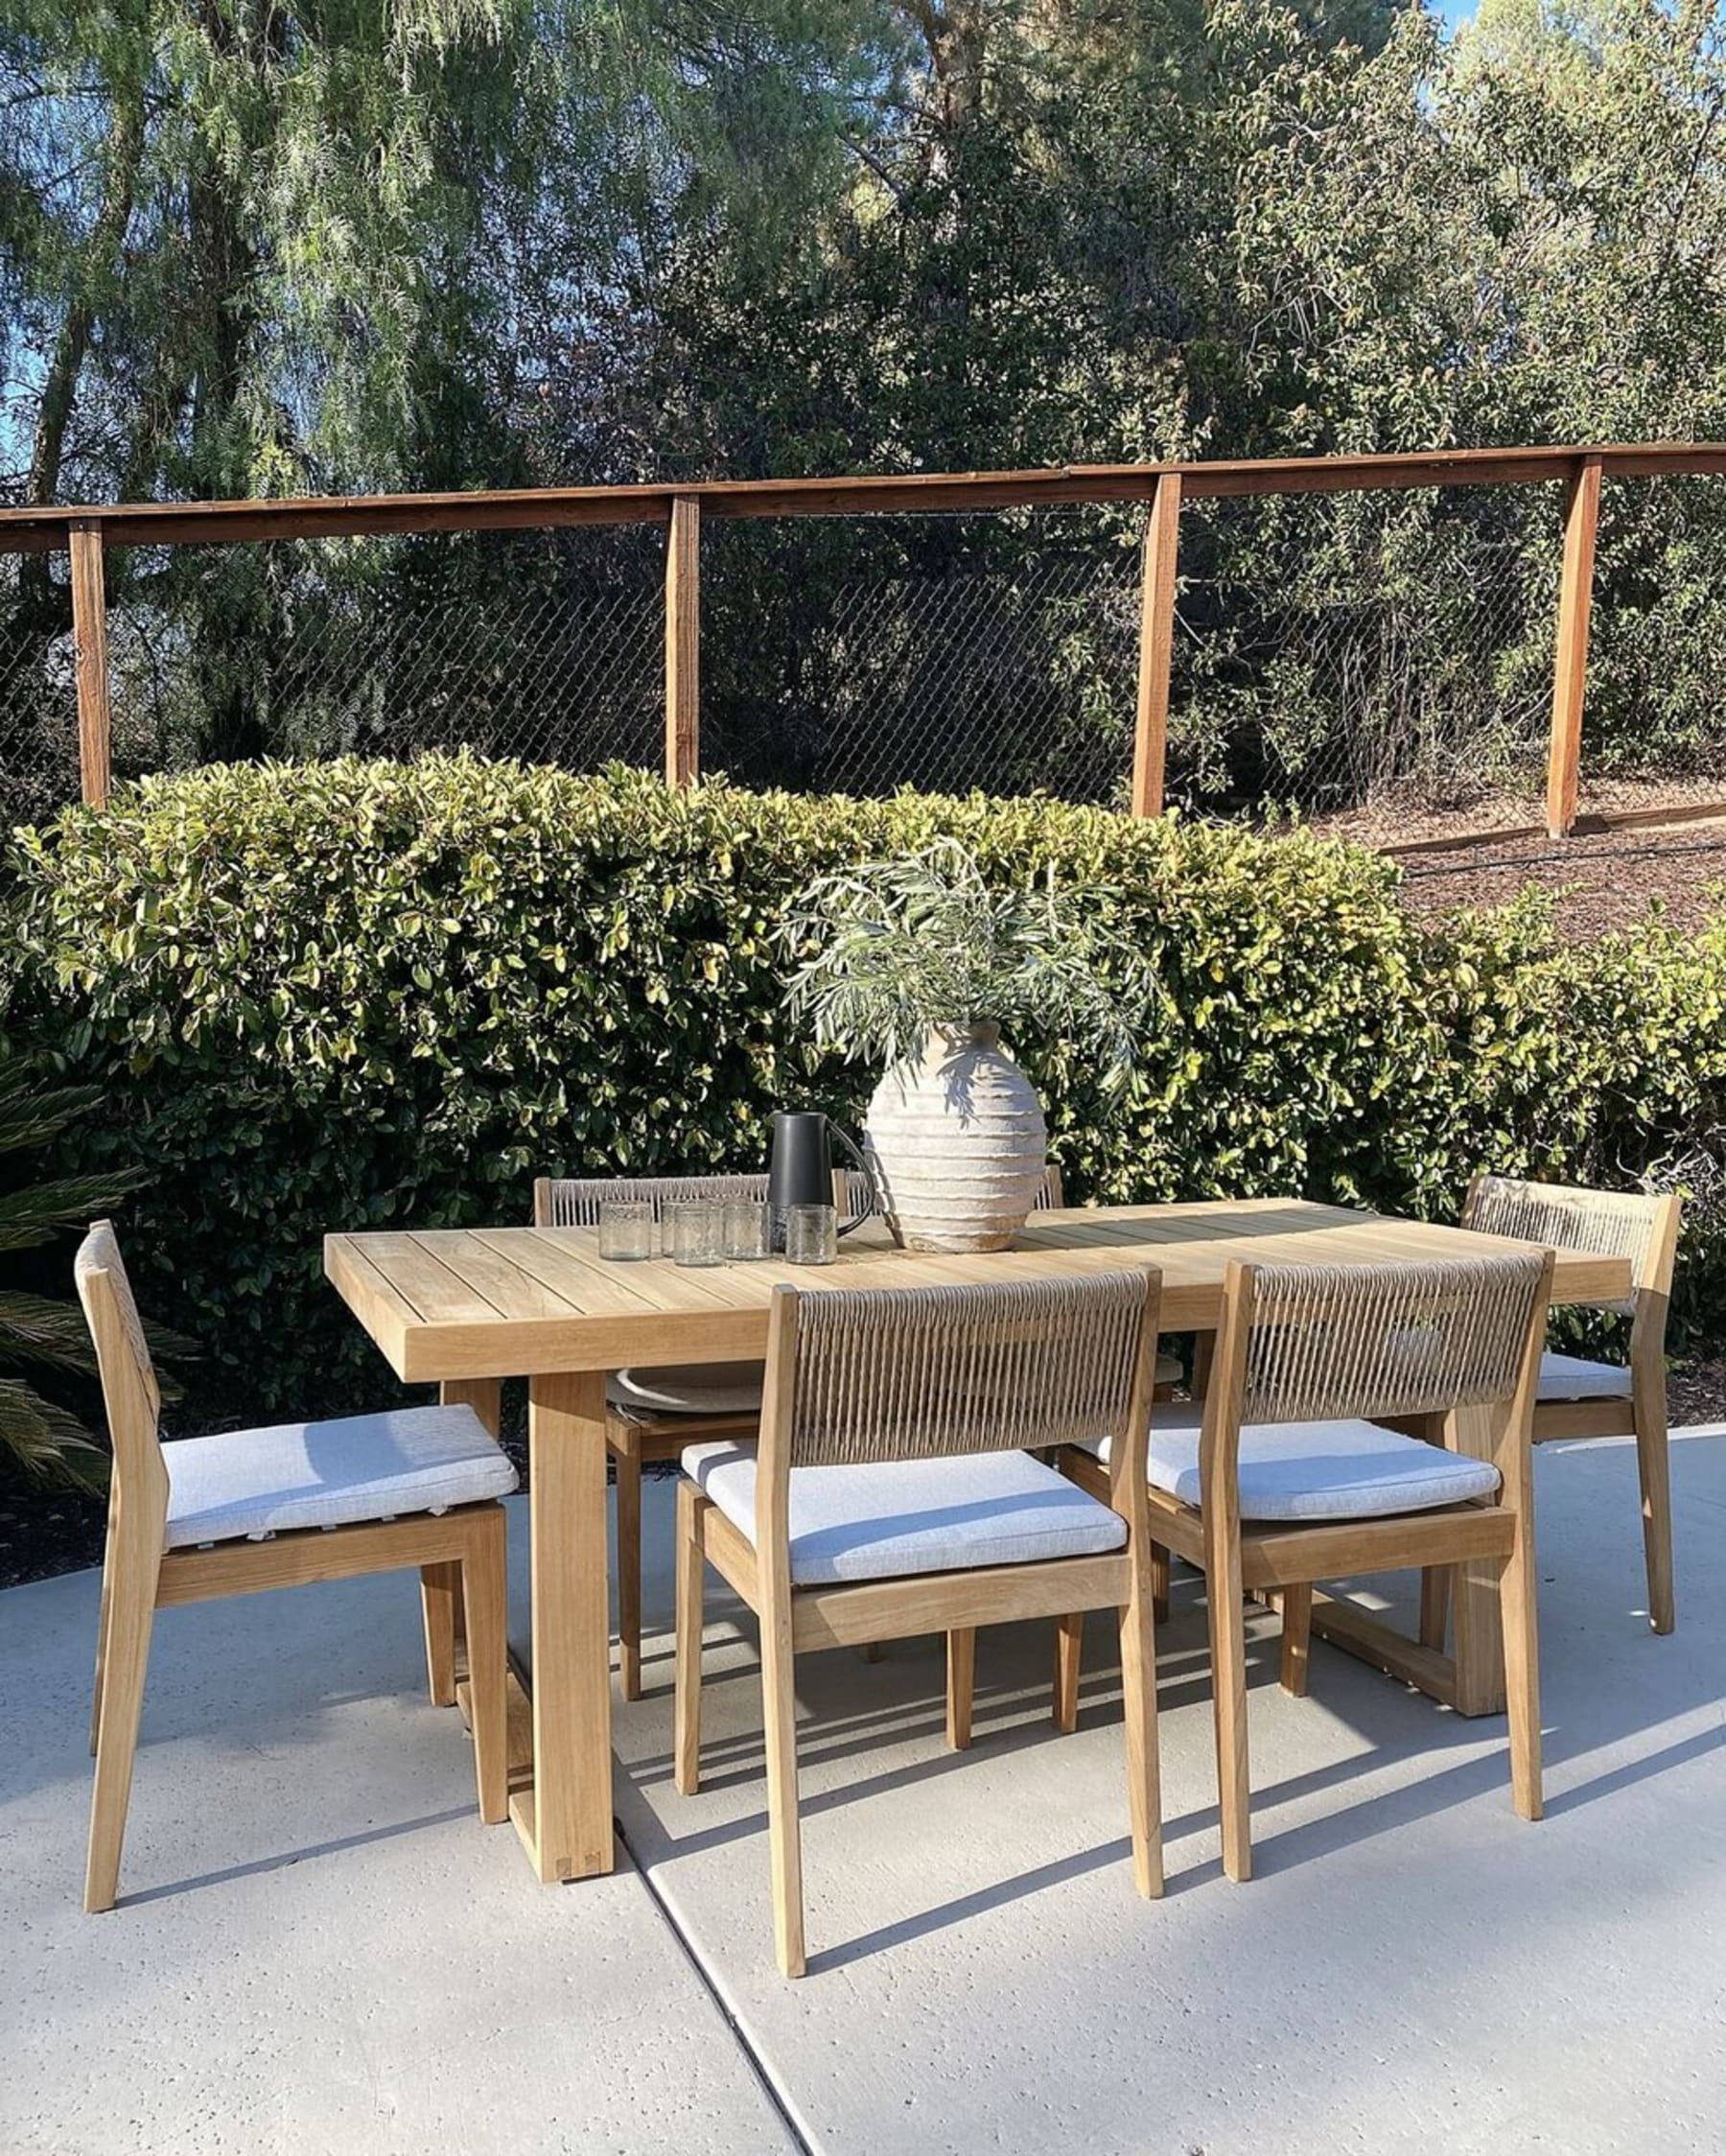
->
xmin=438 ymin=1379 xmax=502 ymax=1673
xmin=1303 ymin=1401 xmax=1512 ymax=1719
xmin=1446 ymin=1401 xmax=1507 ymax=1717
xmin=441 ymin=1376 xmax=503 ymax=1439
xmin=512 ymin=1370 xmax=615 ymax=1883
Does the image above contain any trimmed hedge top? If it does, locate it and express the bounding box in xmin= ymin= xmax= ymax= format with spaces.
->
xmin=5 ymin=755 xmax=1722 ymax=1421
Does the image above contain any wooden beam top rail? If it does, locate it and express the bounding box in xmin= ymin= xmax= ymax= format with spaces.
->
xmin=4 ymin=442 xmax=1723 ymax=552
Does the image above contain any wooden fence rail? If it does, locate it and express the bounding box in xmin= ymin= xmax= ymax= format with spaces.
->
xmin=9 ymin=440 xmax=1724 ymax=831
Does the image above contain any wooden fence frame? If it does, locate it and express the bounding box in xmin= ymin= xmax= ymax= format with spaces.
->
xmin=5 ymin=440 xmax=1723 ymax=833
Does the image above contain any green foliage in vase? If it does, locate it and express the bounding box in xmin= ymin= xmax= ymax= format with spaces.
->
xmin=781 ymin=838 xmax=1140 ymax=1077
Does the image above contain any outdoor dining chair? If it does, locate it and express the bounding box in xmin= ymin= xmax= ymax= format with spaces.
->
xmin=672 ymin=1267 xmax=1164 ymax=1977
xmin=75 ymin=1222 xmax=516 ymax=1913
xmin=1060 ymin=1249 xmax=1552 ymax=1884
xmin=533 ymin=1173 xmax=773 ymax=1699
xmin=1456 ymin=1175 xmax=1683 ymax=1634
xmin=540 ymin=1162 xmax=1089 ymax=1700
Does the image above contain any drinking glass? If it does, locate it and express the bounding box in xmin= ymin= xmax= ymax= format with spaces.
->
xmin=723 ymin=1197 xmax=773 ymax=1261
xmin=671 ymin=1199 xmax=727 ymax=1268
xmin=596 ymin=1198 xmax=653 ymax=1261
xmin=785 ymin=1202 xmax=838 ymax=1266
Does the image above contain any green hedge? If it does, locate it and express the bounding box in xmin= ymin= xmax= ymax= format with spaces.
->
xmin=4 ymin=755 xmax=1723 ymax=1424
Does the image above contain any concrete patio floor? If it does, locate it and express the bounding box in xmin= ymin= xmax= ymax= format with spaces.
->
xmin=5 ymin=1426 xmax=1725 ymax=2155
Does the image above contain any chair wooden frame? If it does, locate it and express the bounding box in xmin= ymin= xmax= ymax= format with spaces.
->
xmin=1451 ymin=1176 xmax=1683 ymax=1636
xmin=77 ymin=1223 xmax=510 ymax=1914
xmin=673 ymin=1267 xmax=1164 ymax=1977
xmin=1061 ymin=1249 xmax=1553 ymax=1884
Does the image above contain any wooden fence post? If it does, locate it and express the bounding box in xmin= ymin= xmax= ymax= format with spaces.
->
xmin=68 ymin=518 xmax=112 ymax=808
xmin=1131 ymin=473 xmax=1181 ymax=817
xmin=665 ymin=496 xmax=700 ymax=787
xmin=1546 ymin=455 xmax=1602 ymax=838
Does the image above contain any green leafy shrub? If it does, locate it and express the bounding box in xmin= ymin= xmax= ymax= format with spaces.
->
xmin=3 ymin=754 xmax=1722 ymax=1425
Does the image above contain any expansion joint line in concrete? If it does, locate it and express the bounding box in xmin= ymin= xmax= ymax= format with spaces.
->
xmin=612 ymin=1810 xmax=817 ymax=2154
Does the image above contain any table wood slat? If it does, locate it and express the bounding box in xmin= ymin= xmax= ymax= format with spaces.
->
xmin=354 ymin=1232 xmax=506 ymax=1324
xmin=327 ymin=1201 xmax=1632 ymax=1384
xmin=421 ymin=1231 xmax=578 ymax=1323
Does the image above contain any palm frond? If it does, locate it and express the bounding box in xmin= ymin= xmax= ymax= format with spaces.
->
xmin=0 ymin=1289 xmax=101 ymax=1373
xmin=0 ymin=1071 xmax=105 ymax=1156
xmin=0 ymin=1055 xmax=156 ymax=1489
xmin=0 ymin=1378 xmax=109 ymax=1494
xmin=0 ymin=1168 xmax=149 ymax=1254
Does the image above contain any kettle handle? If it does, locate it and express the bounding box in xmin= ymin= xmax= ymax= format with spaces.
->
xmin=830 ymin=1120 xmax=878 ymax=1235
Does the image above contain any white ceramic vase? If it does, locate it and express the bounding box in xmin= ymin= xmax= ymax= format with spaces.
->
xmin=864 ymin=1022 xmax=1048 ymax=1253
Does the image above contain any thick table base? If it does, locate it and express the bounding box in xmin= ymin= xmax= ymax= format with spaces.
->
xmin=523 ymin=1370 xmax=616 ymax=1881
xmin=1308 ymin=1402 xmax=1510 ymax=1721
xmin=446 ymin=1370 xmax=617 ymax=1883
xmin=456 ymin=1651 xmax=615 ymax=1880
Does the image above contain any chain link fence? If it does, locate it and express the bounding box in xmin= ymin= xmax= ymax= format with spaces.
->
xmin=0 ymin=551 xmax=81 ymax=828
xmin=4 ymin=473 xmax=1725 ymax=835
xmin=1166 ymin=485 xmax=1556 ymax=819
xmin=701 ymin=510 xmax=1139 ymax=805
xmin=2 ymin=526 xmax=665 ymax=829
xmin=1586 ymin=475 xmax=1726 ymax=789
xmin=106 ymin=532 xmax=663 ymax=779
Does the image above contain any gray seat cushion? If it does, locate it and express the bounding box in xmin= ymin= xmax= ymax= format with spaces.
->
xmin=682 ymin=1442 xmax=1126 ymax=1587
xmin=1537 ymin=1350 xmax=1632 ymax=1402
xmin=1078 ymin=1403 xmax=1501 ymax=1522
xmin=609 ymin=1363 xmax=765 ymax=1418
xmin=164 ymin=1404 xmax=518 ymax=1548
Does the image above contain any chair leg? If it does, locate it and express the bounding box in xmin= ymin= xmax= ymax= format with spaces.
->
xmin=1150 ymin=1541 xmax=1170 ymax=1627
xmin=614 ymin=1437 xmax=645 ymax=1701
xmin=460 ymin=1513 xmax=510 ymax=1824
xmin=420 ymin=1561 xmax=461 ymax=1707
xmin=1500 ymin=1525 xmax=1544 ymax=1822
xmin=1635 ymin=1405 xmax=1675 ymax=1635
xmin=674 ymin=1480 xmax=706 ymax=1796
xmin=946 ymin=1628 xmax=976 ymax=1750
xmin=1120 ymin=1557 xmax=1164 ymax=1898
xmin=759 ymin=1591 xmax=805 ymax=1979
xmin=1278 ymin=1582 xmax=1312 ymax=1698
xmin=88 ymin=1517 xmax=117 ymax=1757
xmin=1204 ymin=1513 xmax=1252 ymax=1884
xmin=1053 ymin=1612 xmax=1083 ymax=1734
xmin=85 ymin=1556 xmax=157 ymax=1914
xmin=1418 ymin=1566 xmax=1451 ymax=1653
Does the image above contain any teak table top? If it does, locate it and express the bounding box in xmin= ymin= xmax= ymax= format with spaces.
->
xmin=325 ymin=1198 xmax=1632 ymax=1384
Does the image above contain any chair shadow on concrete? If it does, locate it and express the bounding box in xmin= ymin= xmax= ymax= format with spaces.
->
xmin=119 ymin=1805 xmax=479 ymax=1909
xmin=623 ymin=1435 xmax=1726 ymax=1970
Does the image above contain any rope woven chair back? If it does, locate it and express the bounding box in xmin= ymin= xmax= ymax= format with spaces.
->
xmin=1240 ymin=1254 xmax=1550 ymax=1426
xmin=1463 ymin=1175 xmax=1667 ymax=1313
xmin=783 ymin=1270 xmax=1152 ymax=1469
xmin=74 ymin=1221 xmax=166 ymax=1501
xmin=837 ymin=1162 xmax=1063 ymax=1225
xmin=535 ymin=1172 xmax=771 ymax=1227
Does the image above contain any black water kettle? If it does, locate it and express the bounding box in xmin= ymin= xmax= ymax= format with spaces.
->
xmin=767 ymin=1111 xmax=876 ymax=1248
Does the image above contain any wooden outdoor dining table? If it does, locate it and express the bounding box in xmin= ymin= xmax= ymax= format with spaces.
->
xmin=324 ymin=1197 xmax=1631 ymax=1886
